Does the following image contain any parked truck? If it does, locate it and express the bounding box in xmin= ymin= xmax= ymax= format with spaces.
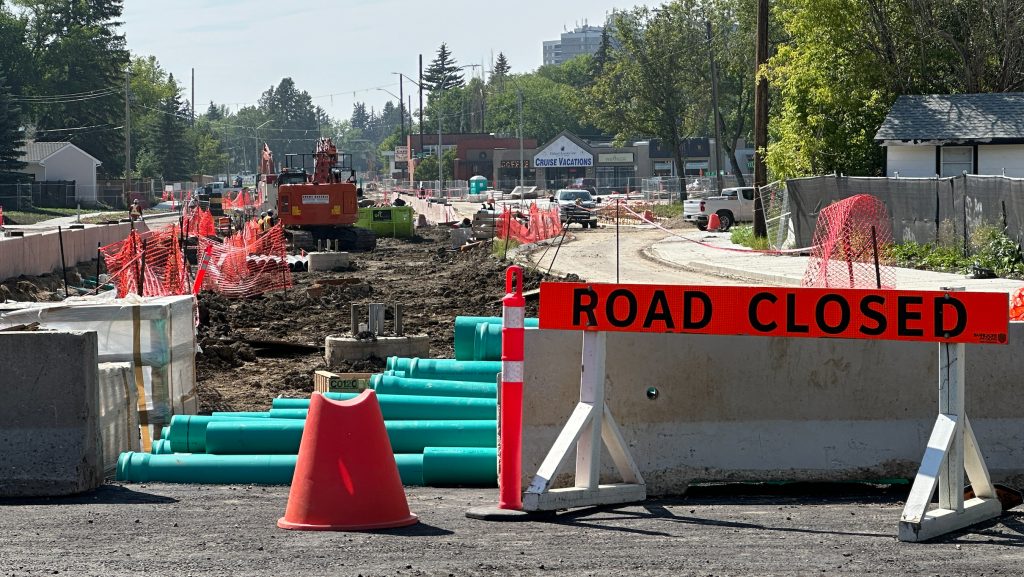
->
xmin=682 ymin=186 xmax=756 ymax=231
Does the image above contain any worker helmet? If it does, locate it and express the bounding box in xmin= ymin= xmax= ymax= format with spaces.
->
xmin=267 ymin=209 xmax=274 ymax=217
xmin=260 ymin=211 xmax=267 ymax=217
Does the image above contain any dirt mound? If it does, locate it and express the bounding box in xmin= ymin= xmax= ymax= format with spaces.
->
xmin=196 ymin=227 xmax=554 ymax=412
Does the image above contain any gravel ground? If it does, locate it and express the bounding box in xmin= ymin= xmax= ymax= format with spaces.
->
xmin=2 ymin=483 xmax=1021 ymax=576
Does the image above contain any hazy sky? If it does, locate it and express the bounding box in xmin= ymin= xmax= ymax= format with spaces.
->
xmin=121 ymin=0 xmax=653 ymax=122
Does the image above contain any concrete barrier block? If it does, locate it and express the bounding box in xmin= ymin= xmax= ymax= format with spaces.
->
xmin=325 ymin=334 xmax=429 ymax=365
xmin=0 ymin=330 xmax=103 ymax=496
xmin=307 ymin=251 xmax=351 ymax=272
xmin=97 ymin=362 xmax=140 ymax=475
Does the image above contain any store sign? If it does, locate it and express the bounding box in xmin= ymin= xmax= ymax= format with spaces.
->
xmin=539 ymin=282 xmax=1009 ymax=344
xmin=500 ymin=160 xmax=531 ymax=168
xmin=534 ymin=135 xmax=593 ymax=168
xmin=685 ymin=161 xmax=709 ymax=170
xmin=394 ymin=146 xmax=409 ymax=162
xmin=598 ymin=153 xmax=634 ymax=163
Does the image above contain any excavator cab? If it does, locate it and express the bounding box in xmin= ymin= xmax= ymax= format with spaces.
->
xmin=274 ymin=139 xmax=375 ymax=251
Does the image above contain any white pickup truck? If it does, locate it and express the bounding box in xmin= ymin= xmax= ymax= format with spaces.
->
xmin=682 ymin=186 xmax=756 ymax=231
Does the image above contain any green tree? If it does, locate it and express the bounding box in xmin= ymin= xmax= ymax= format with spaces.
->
xmin=413 ymin=147 xmax=455 ymax=181
xmin=585 ymin=4 xmax=710 ymax=178
xmin=710 ymin=0 xmax=756 ymax=184
xmin=151 ymin=74 xmax=191 ymax=180
xmin=190 ymin=120 xmax=228 ymax=176
xmin=487 ymin=73 xmax=592 ymax=144
xmin=0 ymin=70 xmax=28 ymax=184
xmin=16 ymin=0 xmax=129 ymax=177
xmin=423 ymin=43 xmax=464 ymax=92
xmin=133 ymin=146 xmax=159 ymax=179
xmin=492 ymin=52 xmax=510 ymax=91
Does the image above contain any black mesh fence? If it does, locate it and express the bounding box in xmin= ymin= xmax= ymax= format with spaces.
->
xmin=787 ymin=175 xmax=1024 ymax=250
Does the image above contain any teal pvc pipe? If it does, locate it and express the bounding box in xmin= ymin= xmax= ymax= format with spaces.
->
xmin=160 ymin=426 xmax=170 ymax=439
xmin=117 ymin=452 xmax=298 ymax=484
xmin=270 ymin=393 xmax=496 ymax=420
xmin=116 ymin=451 xmax=427 ymax=486
xmin=202 ymin=419 xmax=496 ymax=455
xmin=422 ymin=447 xmax=497 ymax=486
xmin=473 ymin=323 xmax=502 ymax=361
xmin=385 ymin=358 xmax=500 ymax=383
xmin=210 ymin=411 xmax=272 ymax=418
xmin=453 ymin=316 xmax=539 ymax=361
xmin=266 ymin=408 xmax=309 ymax=420
xmin=152 ymin=439 xmax=175 ymax=455
xmin=168 ymin=415 xmax=276 ymax=453
xmin=371 ymin=374 xmax=496 ymax=398
xmin=382 ymin=370 xmax=407 ymax=378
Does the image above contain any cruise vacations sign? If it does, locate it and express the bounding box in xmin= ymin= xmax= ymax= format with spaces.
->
xmin=533 ymin=135 xmax=593 ymax=168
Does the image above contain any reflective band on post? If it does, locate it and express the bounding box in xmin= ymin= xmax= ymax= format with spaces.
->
xmin=504 ymin=307 xmax=524 ymax=329
xmin=503 ymin=361 xmax=524 ymax=383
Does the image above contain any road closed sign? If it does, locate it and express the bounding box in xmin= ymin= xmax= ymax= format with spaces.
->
xmin=539 ymin=283 xmax=1009 ymax=344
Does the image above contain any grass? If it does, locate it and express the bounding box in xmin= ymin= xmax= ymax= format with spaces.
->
xmin=492 ymin=237 xmax=520 ymax=259
xmin=651 ymin=203 xmax=684 ymax=218
xmin=1 ymin=206 xmax=90 ymax=225
xmin=730 ymin=225 xmax=774 ymax=250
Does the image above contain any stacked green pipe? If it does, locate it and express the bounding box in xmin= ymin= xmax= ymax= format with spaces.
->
xmin=116 ymin=448 xmax=497 ymax=486
xmin=118 ymin=316 xmax=547 ymax=487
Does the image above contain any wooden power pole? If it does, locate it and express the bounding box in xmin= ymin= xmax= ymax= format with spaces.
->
xmin=752 ymin=0 xmax=769 ymax=237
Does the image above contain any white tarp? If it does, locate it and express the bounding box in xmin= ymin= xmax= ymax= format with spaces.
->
xmin=0 ymin=295 xmax=198 ymax=451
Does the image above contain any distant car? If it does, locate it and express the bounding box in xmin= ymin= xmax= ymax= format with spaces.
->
xmin=551 ymin=188 xmax=599 ymax=229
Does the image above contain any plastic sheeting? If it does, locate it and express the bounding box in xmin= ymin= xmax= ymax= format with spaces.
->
xmin=0 ymin=295 xmax=198 ymax=452
xmin=786 ymin=174 xmax=1024 ymax=249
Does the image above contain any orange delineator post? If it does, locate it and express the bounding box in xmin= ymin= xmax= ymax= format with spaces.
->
xmin=192 ymin=245 xmax=213 ymax=295
xmin=498 ymin=265 xmax=525 ymax=510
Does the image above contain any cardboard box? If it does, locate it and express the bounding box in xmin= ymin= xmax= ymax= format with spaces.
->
xmin=313 ymin=370 xmax=371 ymax=393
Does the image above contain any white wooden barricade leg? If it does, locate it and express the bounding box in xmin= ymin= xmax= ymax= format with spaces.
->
xmin=523 ymin=331 xmax=646 ymax=511
xmin=899 ymin=325 xmax=1001 ymax=541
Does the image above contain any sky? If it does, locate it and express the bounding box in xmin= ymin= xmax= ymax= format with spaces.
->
xmin=121 ymin=0 xmax=655 ymax=123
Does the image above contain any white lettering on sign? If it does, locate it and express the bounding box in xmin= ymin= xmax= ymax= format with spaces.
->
xmin=534 ymin=135 xmax=593 ymax=168
xmin=302 ymin=194 xmax=330 ymax=205
xmin=598 ymin=153 xmax=634 ymax=163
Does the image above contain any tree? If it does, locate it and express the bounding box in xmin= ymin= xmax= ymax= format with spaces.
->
xmin=350 ymin=102 xmax=369 ymax=131
xmin=205 ymin=101 xmax=224 ymax=121
xmin=15 ymin=0 xmax=129 ymax=177
xmin=151 ymin=74 xmax=191 ymax=180
xmin=133 ymin=146 xmax=160 ymax=179
xmin=492 ymin=52 xmax=510 ymax=91
xmin=413 ymin=147 xmax=456 ymax=181
xmin=423 ymin=43 xmax=464 ymax=92
xmin=584 ymin=4 xmax=711 ymax=181
xmin=486 ymin=73 xmax=594 ymax=144
xmin=710 ymin=0 xmax=757 ymax=185
xmin=591 ymin=27 xmax=613 ymax=78
xmin=0 ymin=70 xmax=27 ymax=184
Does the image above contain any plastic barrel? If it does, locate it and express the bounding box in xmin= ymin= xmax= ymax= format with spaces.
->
xmin=422 ymin=447 xmax=497 ymax=486
xmin=270 ymin=393 xmax=496 ymax=420
xmin=200 ymin=419 xmax=497 ymax=455
xmin=115 ymin=452 xmax=427 ymax=486
xmin=168 ymin=415 xmax=275 ymax=454
xmin=370 ymin=374 xmax=497 ymax=399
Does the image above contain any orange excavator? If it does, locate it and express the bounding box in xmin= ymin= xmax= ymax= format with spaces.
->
xmin=259 ymin=137 xmax=376 ymax=251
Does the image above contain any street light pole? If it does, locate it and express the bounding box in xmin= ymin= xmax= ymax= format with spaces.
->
xmin=518 ymin=89 xmax=524 ymax=188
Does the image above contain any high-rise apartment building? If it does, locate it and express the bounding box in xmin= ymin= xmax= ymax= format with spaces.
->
xmin=542 ymin=24 xmax=604 ymax=66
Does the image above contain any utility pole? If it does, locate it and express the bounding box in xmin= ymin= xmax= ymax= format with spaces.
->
xmin=124 ymin=69 xmax=131 ymax=197
xmin=418 ymin=54 xmax=424 ymax=167
xmin=706 ymin=19 xmax=724 ymax=195
xmin=518 ymin=89 xmax=524 ymax=187
xmin=398 ymin=75 xmax=405 ymax=179
xmin=752 ymin=0 xmax=770 ymax=237
xmin=191 ymin=67 xmax=195 ymax=128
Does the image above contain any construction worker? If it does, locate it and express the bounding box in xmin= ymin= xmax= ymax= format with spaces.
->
xmin=129 ymin=199 xmax=144 ymax=222
xmin=266 ymin=209 xmax=276 ymax=227
xmin=258 ymin=211 xmax=268 ymax=232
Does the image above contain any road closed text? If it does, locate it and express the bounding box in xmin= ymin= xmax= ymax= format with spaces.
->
xmin=538 ymin=283 xmax=1009 ymax=344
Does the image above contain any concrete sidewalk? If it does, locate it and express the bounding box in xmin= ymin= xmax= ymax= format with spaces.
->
xmin=647 ymin=228 xmax=1024 ymax=296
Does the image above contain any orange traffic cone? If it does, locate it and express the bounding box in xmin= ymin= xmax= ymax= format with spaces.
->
xmin=707 ymin=213 xmax=721 ymax=232
xmin=278 ymin=391 xmax=418 ymax=531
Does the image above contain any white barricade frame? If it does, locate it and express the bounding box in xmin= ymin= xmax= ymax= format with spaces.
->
xmin=517 ymin=281 xmax=1009 ymax=542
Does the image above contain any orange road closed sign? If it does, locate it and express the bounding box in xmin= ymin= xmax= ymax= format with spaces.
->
xmin=539 ymin=283 xmax=1009 ymax=344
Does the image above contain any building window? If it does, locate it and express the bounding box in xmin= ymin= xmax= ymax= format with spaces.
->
xmin=941 ymin=146 xmax=972 ymax=177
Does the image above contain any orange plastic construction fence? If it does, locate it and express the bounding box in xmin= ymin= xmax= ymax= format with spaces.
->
xmin=100 ymin=226 xmax=190 ymax=298
xmin=197 ymin=222 xmax=292 ymax=298
xmin=496 ymin=204 xmax=563 ymax=245
xmin=802 ymin=194 xmax=896 ymax=289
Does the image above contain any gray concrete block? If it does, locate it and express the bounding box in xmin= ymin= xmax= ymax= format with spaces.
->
xmin=325 ymin=334 xmax=429 ymax=366
xmin=307 ymin=251 xmax=351 ymax=272
xmin=0 ymin=330 xmax=103 ymax=496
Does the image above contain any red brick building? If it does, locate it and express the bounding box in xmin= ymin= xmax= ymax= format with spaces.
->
xmin=403 ymin=133 xmax=537 ymax=183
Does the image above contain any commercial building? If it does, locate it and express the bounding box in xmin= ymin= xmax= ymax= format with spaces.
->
xmin=402 ymin=133 xmax=538 ymax=183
